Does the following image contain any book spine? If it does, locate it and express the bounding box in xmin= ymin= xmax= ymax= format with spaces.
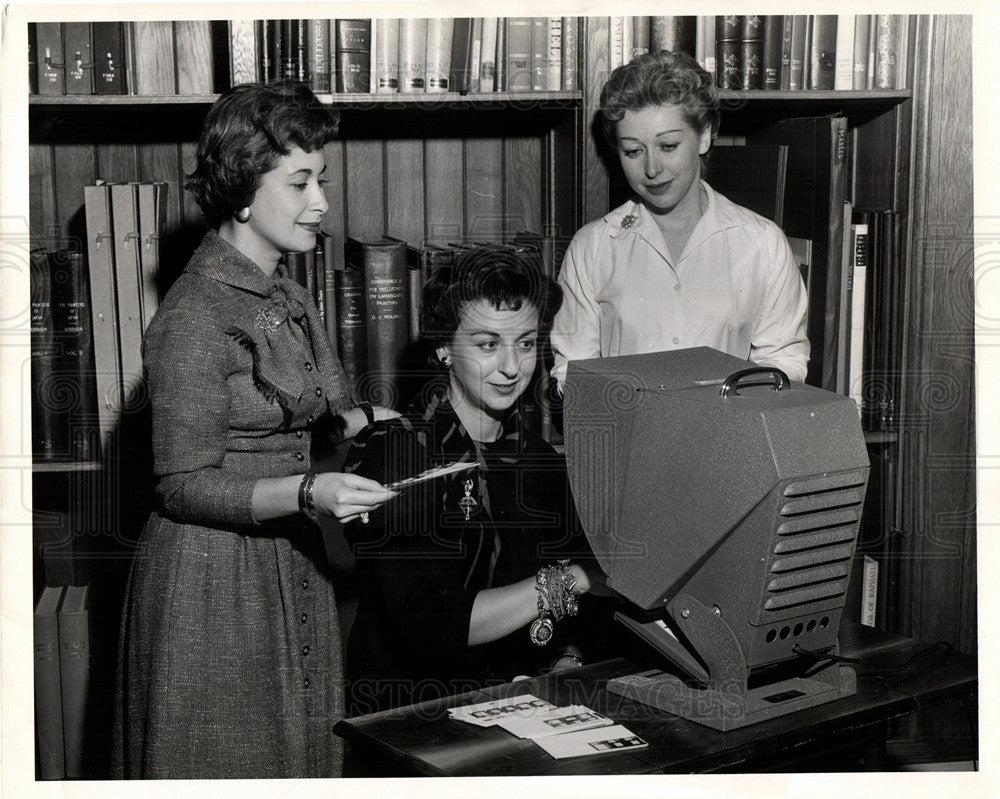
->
xmin=546 ymin=17 xmax=562 ymax=91
xmin=874 ymin=14 xmax=900 ymax=90
xmin=36 ymin=23 xmax=65 ymax=95
xmin=822 ymin=116 xmax=849 ymax=393
xmin=362 ymin=240 xmax=408 ymax=403
xmin=58 ymin=587 xmax=90 ymax=779
xmin=279 ymin=19 xmax=299 ymax=81
xmin=423 ymin=18 xmax=454 ymax=93
xmin=92 ymin=22 xmax=127 ymax=94
xmin=34 ymin=586 xmax=65 ymax=780
xmin=808 ymin=15 xmax=837 ymax=90
xmin=30 ymin=250 xmax=64 ymax=460
xmin=632 ymin=16 xmax=650 ymax=60
xmin=609 ymin=17 xmax=624 ymax=70
xmin=174 ymin=20 xmax=214 ymax=94
xmin=559 ymin=18 xmax=577 ymax=91
xmin=449 ymin=18 xmax=473 ymax=94
xmin=480 ymin=18 xmax=499 ymax=92
xmin=834 ymin=15 xmax=855 ymax=90
xmin=398 ymin=18 xmax=428 ymax=93
xmin=319 ymin=233 xmax=339 ymax=346
xmin=285 ymin=250 xmax=308 ymax=288
xmin=132 ymin=21 xmax=175 ymax=95
xmin=621 ymin=17 xmax=633 ymax=70
xmin=136 ymin=181 xmax=165 ymax=331
xmin=715 ymin=16 xmax=742 ymax=90
xmin=335 ymin=19 xmax=372 ymax=93
xmin=530 ymin=17 xmax=548 ymax=91
xmin=650 ymin=16 xmax=696 ymax=55
xmin=51 ymin=250 xmax=100 ymax=462
xmin=780 ymin=16 xmax=793 ymax=90
xmin=469 ymin=18 xmax=483 ymax=93
xmin=228 ymin=19 xmax=258 ymax=86
xmin=697 ymin=17 xmax=716 ymax=79
xmin=257 ymin=20 xmax=273 ymax=82
xmin=836 ymin=199 xmax=853 ymax=395
xmin=110 ymin=183 xmax=145 ymax=409
xmin=762 ymin=15 xmax=783 ymax=90
xmin=407 ymin=260 xmax=423 ymax=343
xmin=740 ymin=15 xmax=764 ymax=91
xmin=375 ymin=18 xmax=400 ymax=92
xmin=28 ymin=23 xmax=38 ymax=93
xmin=860 ymin=554 xmax=878 ymax=626
xmin=295 ymin=19 xmax=308 ymax=83
xmin=852 ymin=15 xmax=871 ymax=91
xmin=305 ymin=19 xmax=331 ymax=93
xmin=505 ymin=18 xmax=532 ymax=92
xmin=83 ymin=184 xmax=121 ymax=453
xmin=848 ymin=221 xmax=869 ymax=415
xmin=494 ymin=18 xmax=506 ymax=91
xmin=335 ymin=261 xmax=367 ymax=384
xmin=788 ymin=15 xmax=807 ymax=90
xmin=63 ymin=22 xmax=94 ymax=95
xmin=310 ymin=245 xmax=324 ymax=323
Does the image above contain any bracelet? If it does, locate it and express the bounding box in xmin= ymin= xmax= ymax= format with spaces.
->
xmin=530 ymin=567 xmax=555 ymax=646
xmin=298 ymin=473 xmax=319 ymax=517
xmin=357 ymin=402 xmax=375 ymax=426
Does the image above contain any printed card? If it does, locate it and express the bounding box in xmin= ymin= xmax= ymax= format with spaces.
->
xmin=448 ymin=695 xmax=556 ymax=727
xmin=533 ymin=724 xmax=649 ymax=760
xmin=387 ymin=460 xmax=476 ymax=490
xmin=497 ymin=705 xmax=614 ymax=739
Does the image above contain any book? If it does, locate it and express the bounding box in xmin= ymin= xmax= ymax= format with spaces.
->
xmin=632 ymin=16 xmax=650 ymax=60
xmin=398 ymin=18 xmax=428 ymax=93
xmin=741 ymin=15 xmax=765 ymax=90
xmin=788 ymin=15 xmax=807 ymax=90
xmin=83 ymin=183 xmax=122 ymax=453
xmin=335 ymin=19 xmax=372 ymax=93
xmin=762 ymin=15 xmax=784 ymax=90
xmin=530 ymin=17 xmax=548 ymax=91
xmin=621 ymin=17 xmax=633 ymax=70
xmin=136 ymin=182 xmax=166 ymax=330
xmin=63 ymin=22 xmax=94 ymax=95
xmin=303 ymin=19 xmax=331 ymax=92
xmin=834 ymin=15 xmax=855 ymax=90
xmin=847 ymin=221 xmax=869 ymax=414
xmin=174 ymin=20 xmax=214 ymax=94
xmin=874 ymin=15 xmax=901 ymax=90
xmin=650 ymin=16 xmax=696 ymax=56
xmin=425 ymin=17 xmax=454 ymax=92
xmin=715 ymin=16 xmax=741 ymax=90
xmin=109 ymin=183 xmax=145 ymax=409
xmin=278 ymin=19 xmax=300 ymax=81
xmin=450 ymin=18 xmax=475 ymax=94
xmin=835 ymin=200 xmax=854 ymax=394
xmin=228 ymin=19 xmax=258 ymax=85
xmin=505 ymin=18 xmax=532 ymax=92
xmin=861 ymin=554 xmax=878 ymax=626
xmin=494 ymin=18 xmax=506 ymax=91
xmin=31 ymin=250 xmax=62 ymax=460
xmin=92 ymin=22 xmax=127 ymax=94
xmin=374 ymin=18 xmax=399 ymax=92
xmin=334 ymin=262 xmax=367 ymax=384
xmin=852 ymin=15 xmax=872 ymax=90
xmin=787 ymin=236 xmax=814 ymax=301
xmin=28 ymin=22 xmax=38 ymax=93
xmin=34 ymin=585 xmax=65 ymax=780
xmin=467 ymin=18 xmax=483 ymax=93
xmin=560 ymin=17 xmax=578 ymax=91
xmin=480 ymin=18 xmax=499 ymax=91
xmin=58 ymin=585 xmax=90 ymax=779
xmin=706 ymin=144 xmax=788 ymax=227
xmin=50 ymin=249 xmax=100 ymax=462
xmin=609 ymin=17 xmax=624 ymax=70
xmin=808 ymin=15 xmax=838 ymax=90
xmin=35 ymin=22 xmax=65 ymax=96
xmin=346 ymin=236 xmax=409 ymax=404
xmin=747 ymin=114 xmax=849 ymax=390
xmin=695 ymin=17 xmax=715 ymax=78
xmin=780 ymin=16 xmax=793 ymax=90
xmin=285 ymin=250 xmax=308 ymax=288
xmin=131 ymin=21 xmax=175 ymax=95
xmin=546 ymin=17 xmax=562 ymax=91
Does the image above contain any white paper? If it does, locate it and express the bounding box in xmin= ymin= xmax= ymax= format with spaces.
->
xmin=533 ymin=724 xmax=649 ymax=759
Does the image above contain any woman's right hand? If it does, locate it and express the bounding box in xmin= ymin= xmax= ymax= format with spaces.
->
xmin=311 ymin=471 xmax=398 ymax=524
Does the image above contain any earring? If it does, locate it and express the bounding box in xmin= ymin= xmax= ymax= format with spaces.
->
xmin=441 ymin=356 xmax=452 ymax=368
xmin=235 ymin=207 xmax=251 ymax=223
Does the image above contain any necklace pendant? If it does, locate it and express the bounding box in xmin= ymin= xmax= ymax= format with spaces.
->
xmin=458 ymin=478 xmax=477 ymax=521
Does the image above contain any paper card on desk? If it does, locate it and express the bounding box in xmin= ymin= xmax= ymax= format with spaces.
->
xmin=497 ymin=705 xmax=614 ymax=739
xmin=387 ymin=461 xmax=476 ymax=490
xmin=448 ymin=695 xmax=556 ymax=727
xmin=534 ymin=725 xmax=649 ymax=760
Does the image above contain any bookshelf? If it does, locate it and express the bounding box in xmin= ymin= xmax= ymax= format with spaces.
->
xmin=26 ymin=14 xmax=975 ymax=776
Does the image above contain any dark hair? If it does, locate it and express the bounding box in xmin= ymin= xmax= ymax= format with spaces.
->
xmin=185 ymin=82 xmax=340 ymax=228
xmin=421 ymin=247 xmax=562 ymax=350
xmin=599 ymin=50 xmax=720 ymax=150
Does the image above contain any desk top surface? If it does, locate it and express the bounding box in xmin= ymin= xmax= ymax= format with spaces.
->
xmin=333 ymin=623 xmax=977 ymax=776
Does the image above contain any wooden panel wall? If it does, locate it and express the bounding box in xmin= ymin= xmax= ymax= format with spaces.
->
xmin=897 ymin=15 xmax=976 ymax=655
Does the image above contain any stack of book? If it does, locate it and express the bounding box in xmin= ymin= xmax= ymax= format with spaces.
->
xmin=33 ymin=585 xmax=91 ymax=780
xmin=610 ymin=14 xmax=909 ymax=91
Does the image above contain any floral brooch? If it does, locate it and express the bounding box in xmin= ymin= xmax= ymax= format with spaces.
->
xmin=620 ymin=214 xmax=637 ymax=231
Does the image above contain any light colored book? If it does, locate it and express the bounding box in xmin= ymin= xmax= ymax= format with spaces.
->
xmin=834 ymin=15 xmax=855 ymax=90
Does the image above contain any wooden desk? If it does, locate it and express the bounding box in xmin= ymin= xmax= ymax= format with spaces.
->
xmin=333 ymin=623 xmax=977 ymax=776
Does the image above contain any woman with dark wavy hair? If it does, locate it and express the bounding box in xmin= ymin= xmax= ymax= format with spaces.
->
xmin=551 ymin=49 xmax=809 ymax=388
xmin=342 ymin=246 xmax=605 ymax=715
xmin=113 ymin=82 xmax=397 ymax=778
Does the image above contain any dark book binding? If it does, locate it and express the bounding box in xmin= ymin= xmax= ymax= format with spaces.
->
xmin=35 ymin=23 xmax=65 ymax=95
xmin=335 ymin=18 xmax=371 ymax=93
xmin=651 ymin=16 xmax=696 ymax=56
xmin=92 ymin=22 xmax=126 ymax=94
xmin=450 ymin=18 xmax=474 ymax=94
xmin=31 ymin=250 xmax=62 ymax=460
xmin=808 ymin=15 xmax=838 ymax=90
xmin=28 ymin=22 xmax=38 ymax=93
xmin=705 ymin=144 xmax=788 ymax=227
xmin=334 ymin=262 xmax=367 ymax=384
xmin=34 ymin=585 xmax=65 ymax=780
xmin=58 ymin=585 xmax=90 ymax=779
xmin=762 ymin=15 xmax=784 ymax=90
xmin=63 ymin=22 xmax=94 ymax=95
xmin=740 ymin=15 xmax=765 ymax=91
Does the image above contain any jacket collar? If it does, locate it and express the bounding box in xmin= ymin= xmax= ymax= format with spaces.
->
xmin=603 ymin=181 xmax=745 ymax=241
xmin=184 ymin=230 xmax=286 ymax=297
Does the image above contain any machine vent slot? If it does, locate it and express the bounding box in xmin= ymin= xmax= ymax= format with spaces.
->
xmin=774 ymin=526 xmax=857 ymax=553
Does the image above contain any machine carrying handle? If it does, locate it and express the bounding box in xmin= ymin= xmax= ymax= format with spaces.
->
xmin=719 ymin=366 xmax=790 ymax=397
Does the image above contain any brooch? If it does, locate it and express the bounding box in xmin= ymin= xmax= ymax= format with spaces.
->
xmin=255 ymin=304 xmax=286 ymax=334
xmin=620 ymin=214 xmax=637 ymax=231
xmin=457 ymin=478 xmax=478 ymax=521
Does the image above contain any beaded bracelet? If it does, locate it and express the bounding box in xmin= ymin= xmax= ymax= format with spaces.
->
xmin=530 ymin=560 xmax=580 ymax=645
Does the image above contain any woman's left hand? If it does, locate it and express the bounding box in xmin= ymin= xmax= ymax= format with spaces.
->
xmin=549 ymin=654 xmax=585 ymax=672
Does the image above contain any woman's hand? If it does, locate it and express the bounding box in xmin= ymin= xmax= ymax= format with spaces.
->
xmin=338 ymin=405 xmax=402 ymax=439
xmin=311 ymin=471 xmax=397 ymax=524
xmin=567 ymin=562 xmax=605 ymax=595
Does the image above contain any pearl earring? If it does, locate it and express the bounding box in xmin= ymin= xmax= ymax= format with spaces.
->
xmin=235 ymin=207 xmax=251 ymax=223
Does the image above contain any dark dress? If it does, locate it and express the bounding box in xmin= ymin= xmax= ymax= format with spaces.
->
xmin=113 ymin=232 xmax=355 ymax=778
xmin=343 ymin=388 xmax=601 ymax=715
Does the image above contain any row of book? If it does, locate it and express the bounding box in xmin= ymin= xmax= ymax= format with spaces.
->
xmin=704 ymin=116 xmax=900 ymax=430
xmin=34 ymin=584 xmax=90 ymax=779
xmin=28 ymin=17 xmax=582 ymax=97
xmin=613 ymin=14 xmax=909 ymax=91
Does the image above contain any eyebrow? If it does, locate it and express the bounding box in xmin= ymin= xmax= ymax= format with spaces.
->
xmin=467 ymin=328 xmax=538 ymax=339
xmin=618 ymin=130 xmax=684 ymax=141
xmin=289 ymin=165 xmax=328 ymax=177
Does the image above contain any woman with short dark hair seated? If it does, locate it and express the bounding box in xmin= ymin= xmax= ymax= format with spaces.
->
xmin=343 ymin=247 xmax=605 ymax=714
